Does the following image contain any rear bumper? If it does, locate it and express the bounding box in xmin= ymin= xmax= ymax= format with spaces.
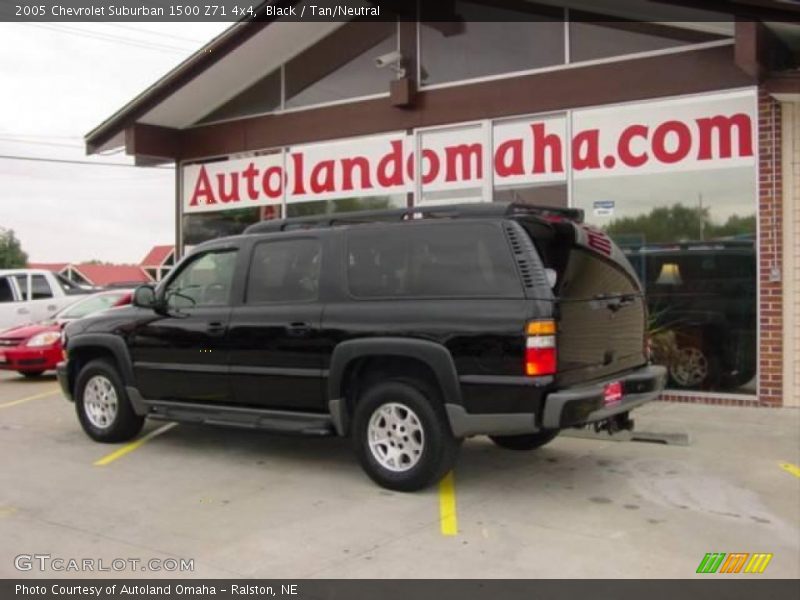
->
xmin=446 ymin=364 xmax=666 ymax=437
xmin=542 ymin=364 xmax=667 ymax=429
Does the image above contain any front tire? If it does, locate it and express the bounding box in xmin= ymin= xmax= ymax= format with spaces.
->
xmin=75 ymin=359 xmax=144 ymax=443
xmin=352 ymin=380 xmax=459 ymax=492
xmin=489 ymin=429 xmax=560 ymax=451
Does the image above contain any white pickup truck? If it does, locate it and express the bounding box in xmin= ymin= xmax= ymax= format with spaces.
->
xmin=0 ymin=269 xmax=89 ymax=330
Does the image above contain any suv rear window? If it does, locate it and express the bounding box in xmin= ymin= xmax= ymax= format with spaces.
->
xmin=346 ymin=222 xmax=522 ymax=299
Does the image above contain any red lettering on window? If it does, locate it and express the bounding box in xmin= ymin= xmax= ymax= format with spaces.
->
xmin=189 ymin=165 xmax=216 ymax=207
xmin=652 ymin=120 xmax=692 ymax=164
xmin=617 ymin=124 xmax=649 ymax=168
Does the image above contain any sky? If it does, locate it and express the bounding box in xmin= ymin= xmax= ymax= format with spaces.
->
xmin=0 ymin=22 xmax=230 ymax=264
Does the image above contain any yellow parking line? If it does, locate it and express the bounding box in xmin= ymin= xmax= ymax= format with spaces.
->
xmin=779 ymin=462 xmax=800 ymax=478
xmin=439 ymin=470 xmax=458 ymax=536
xmin=0 ymin=387 xmax=60 ymax=409
xmin=94 ymin=422 xmax=178 ymax=466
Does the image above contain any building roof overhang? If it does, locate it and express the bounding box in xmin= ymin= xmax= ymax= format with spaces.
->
xmin=84 ymin=0 xmax=800 ymax=161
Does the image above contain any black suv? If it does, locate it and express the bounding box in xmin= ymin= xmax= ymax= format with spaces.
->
xmin=58 ymin=203 xmax=666 ymax=491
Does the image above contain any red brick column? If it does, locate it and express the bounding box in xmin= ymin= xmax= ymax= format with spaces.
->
xmin=758 ymin=88 xmax=783 ymax=406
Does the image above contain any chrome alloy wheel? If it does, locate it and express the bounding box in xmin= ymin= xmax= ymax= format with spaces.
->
xmin=83 ymin=375 xmax=118 ymax=429
xmin=367 ymin=402 xmax=424 ymax=472
xmin=670 ymin=346 xmax=709 ymax=387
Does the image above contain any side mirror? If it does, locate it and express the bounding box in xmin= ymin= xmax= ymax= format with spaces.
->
xmin=132 ymin=284 xmax=159 ymax=309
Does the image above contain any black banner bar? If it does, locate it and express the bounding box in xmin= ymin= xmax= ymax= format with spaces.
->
xmin=4 ymin=580 xmax=800 ymax=600
xmin=1 ymin=0 xmax=798 ymax=23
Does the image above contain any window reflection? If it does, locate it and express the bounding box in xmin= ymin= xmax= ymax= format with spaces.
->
xmin=574 ymin=168 xmax=756 ymax=395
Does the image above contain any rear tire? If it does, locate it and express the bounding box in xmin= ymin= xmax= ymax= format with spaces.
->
xmin=75 ymin=359 xmax=144 ymax=443
xmin=352 ymin=379 xmax=459 ymax=492
xmin=19 ymin=371 xmax=45 ymax=378
xmin=489 ymin=429 xmax=560 ymax=451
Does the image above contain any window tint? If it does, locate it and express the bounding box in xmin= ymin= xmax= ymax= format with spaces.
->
xmin=31 ymin=275 xmax=53 ymax=299
xmin=347 ymin=223 xmax=523 ymax=298
xmin=165 ymin=250 xmax=238 ymax=309
xmin=247 ymin=239 xmax=321 ymax=303
xmin=14 ymin=275 xmax=28 ymax=300
xmin=0 ymin=277 xmax=14 ymax=303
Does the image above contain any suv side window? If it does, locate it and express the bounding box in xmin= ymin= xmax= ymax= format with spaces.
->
xmin=165 ymin=249 xmax=238 ymax=309
xmin=246 ymin=238 xmax=321 ymax=303
xmin=31 ymin=274 xmax=53 ymax=300
xmin=347 ymin=222 xmax=523 ymax=299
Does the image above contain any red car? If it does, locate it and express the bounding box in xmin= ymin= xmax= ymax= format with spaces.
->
xmin=0 ymin=289 xmax=132 ymax=378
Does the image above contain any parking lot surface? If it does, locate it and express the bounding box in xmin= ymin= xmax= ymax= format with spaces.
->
xmin=0 ymin=370 xmax=798 ymax=579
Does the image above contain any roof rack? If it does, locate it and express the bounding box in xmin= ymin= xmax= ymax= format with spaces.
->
xmin=244 ymin=202 xmax=584 ymax=234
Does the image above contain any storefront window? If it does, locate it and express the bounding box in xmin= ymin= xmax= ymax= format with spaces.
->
xmin=571 ymin=91 xmax=757 ymax=395
xmin=569 ymin=19 xmax=727 ymax=63
xmin=492 ymin=114 xmax=568 ymax=207
xmin=286 ymin=195 xmax=406 ymax=218
xmin=418 ymin=124 xmax=485 ymax=206
xmin=284 ymin=20 xmax=397 ymax=109
xmin=420 ymin=1 xmax=564 ymax=86
xmin=183 ymin=207 xmax=262 ymax=247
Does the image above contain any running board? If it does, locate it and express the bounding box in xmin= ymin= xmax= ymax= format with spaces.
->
xmin=138 ymin=398 xmax=335 ymax=436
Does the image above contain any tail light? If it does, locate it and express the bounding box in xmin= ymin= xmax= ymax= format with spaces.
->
xmin=525 ymin=320 xmax=557 ymax=376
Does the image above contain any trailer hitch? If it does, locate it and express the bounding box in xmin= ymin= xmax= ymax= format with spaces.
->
xmin=593 ymin=412 xmax=634 ymax=435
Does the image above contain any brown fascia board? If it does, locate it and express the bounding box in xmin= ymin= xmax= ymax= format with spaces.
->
xmin=765 ymin=70 xmax=800 ymax=94
xmin=125 ymin=123 xmax=181 ymax=161
xmin=84 ymin=18 xmax=274 ymax=156
xmin=735 ymin=18 xmax=796 ymax=80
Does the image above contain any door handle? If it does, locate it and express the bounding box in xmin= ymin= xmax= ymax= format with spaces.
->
xmin=206 ymin=321 xmax=227 ymax=336
xmin=287 ymin=322 xmax=312 ymax=337
xmin=17 ymin=307 xmax=29 ymax=315
xmin=47 ymin=304 xmax=57 ymax=312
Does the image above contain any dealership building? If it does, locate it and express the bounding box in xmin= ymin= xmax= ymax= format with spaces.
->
xmin=85 ymin=1 xmax=799 ymax=407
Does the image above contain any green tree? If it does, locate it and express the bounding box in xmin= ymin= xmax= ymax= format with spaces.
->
xmin=0 ymin=228 xmax=28 ymax=268
xmin=604 ymin=203 xmax=755 ymax=244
